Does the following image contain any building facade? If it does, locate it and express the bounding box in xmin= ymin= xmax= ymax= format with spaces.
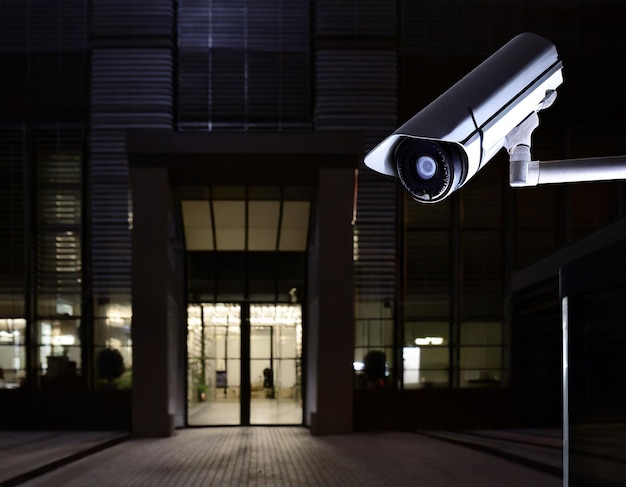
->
xmin=0 ymin=0 xmax=625 ymax=434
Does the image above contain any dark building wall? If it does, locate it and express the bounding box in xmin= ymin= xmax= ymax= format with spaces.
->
xmin=511 ymin=277 xmax=563 ymax=427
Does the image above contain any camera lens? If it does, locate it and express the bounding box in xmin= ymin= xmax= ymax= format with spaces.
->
xmin=394 ymin=138 xmax=466 ymax=203
xmin=415 ymin=155 xmax=437 ymax=180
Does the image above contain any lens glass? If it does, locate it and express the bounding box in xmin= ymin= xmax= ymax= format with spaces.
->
xmin=415 ymin=155 xmax=437 ymax=180
xmin=395 ymin=138 xmax=465 ymax=203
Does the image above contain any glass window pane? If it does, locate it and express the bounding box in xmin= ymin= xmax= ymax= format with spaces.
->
xmin=251 ymin=327 xmax=271 ymax=359
xmin=38 ymin=320 xmax=81 ymax=385
xmin=0 ymin=345 xmax=25 ymax=388
xmin=225 ymin=359 xmax=240 ymax=390
xmin=404 ymin=321 xmax=449 ymax=346
xmin=93 ymin=299 xmax=132 ymax=383
xmin=278 ymin=358 xmax=297 ymax=390
xmin=0 ymin=318 xmax=26 ymax=388
xmin=461 ymin=369 xmax=502 ymax=388
xmin=367 ymin=320 xmax=383 ymax=346
xmin=37 ymin=293 xmax=82 ymax=317
xmin=355 ymin=321 xmax=368 ymax=348
xmin=405 ymin=231 xmax=450 ymax=303
xmin=403 ymin=348 xmax=449 ymax=390
xmin=420 ymin=347 xmax=449 ymax=369
xmin=418 ymin=370 xmax=449 ymax=388
xmin=95 ymin=346 xmax=131 ymax=389
xmin=461 ymin=231 xmax=502 ymax=318
xmin=278 ymin=326 xmax=297 ymax=358
xmin=403 ymin=346 xmax=449 ymax=388
xmin=460 ymin=346 xmax=502 ymax=369
xmin=460 ymin=322 xmax=502 ymax=346
xmin=39 ymin=319 xmax=81 ymax=388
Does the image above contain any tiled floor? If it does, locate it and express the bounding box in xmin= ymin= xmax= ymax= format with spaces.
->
xmin=6 ymin=428 xmax=562 ymax=487
xmin=188 ymin=398 xmax=303 ymax=425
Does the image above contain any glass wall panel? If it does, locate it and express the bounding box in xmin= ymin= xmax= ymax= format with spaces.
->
xmin=354 ymin=300 xmax=393 ymax=388
xmin=405 ymin=231 xmax=450 ymax=312
xmin=277 ymin=253 xmax=306 ymax=304
xmin=250 ymin=303 xmax=302 ymax=425
xmin=188 ymin=303 xmax=241 ymax=426
xmin=187 ymin=302 xmax=302 ymax=425
xmin=460 ymin=321 xmax=503 ymax=388
xmin=35 ymin=133 xmax=83 ymax=387
xmin=403 ymin=321 xmax=449 ymax=389
xmin=39 ymin=318 xmax=81 ymax=388
xmin=216 ymin=253 xmax=246 ymax=301
xmin=248 ymin=253 xmax=277 ymax=302
xmin=460 ymin=321 xmax=502 ymax=345
xmin=461 ymin=231 xmax=502 ymax=318
xmin=93 ymin=298 xmax=132 ymax=389
xmin=0 ymin=318 xmax=26 ymax=388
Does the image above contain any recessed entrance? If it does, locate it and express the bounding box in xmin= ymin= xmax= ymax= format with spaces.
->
xmin=128 ymin=132 xmax=358 ymax=436
xmin=180 ymin=186 xmax=310 ymax=426
xmin=187 ymin=302 xmax=303 ymax=425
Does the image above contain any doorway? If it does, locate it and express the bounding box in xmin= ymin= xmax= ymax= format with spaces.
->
xmin=128 ymin=133 xmax=358 ymax=436
xmin=187 ymin=302 xmax=303 ymax=425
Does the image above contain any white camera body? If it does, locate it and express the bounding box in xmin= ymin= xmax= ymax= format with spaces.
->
xmin=364 ymin=32 xmax=563 ymax=203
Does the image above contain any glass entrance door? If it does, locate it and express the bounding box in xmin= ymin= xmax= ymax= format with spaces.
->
xmin=250 ymin=304 xmax=302 ymax=424
xmin=187 ymin=303 xmax=241 ymax=426
xmin=187 ymin=302 xmax=302 ymax=426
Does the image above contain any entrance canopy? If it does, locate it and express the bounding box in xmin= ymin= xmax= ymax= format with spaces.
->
xmin=126 ymin=131 xmax=363 ymax=185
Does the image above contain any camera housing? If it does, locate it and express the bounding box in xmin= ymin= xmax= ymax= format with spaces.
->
xmin=364 ymin=32 xmax=563 ymax=203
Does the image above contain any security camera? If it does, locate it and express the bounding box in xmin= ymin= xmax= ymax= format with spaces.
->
xmin=364 ymin=32 xmax=563 ymax=203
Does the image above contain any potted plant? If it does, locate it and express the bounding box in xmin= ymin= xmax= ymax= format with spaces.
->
xmin=197 ymin=383 xmax=208 ymax=402
xmin=96 ymin=348 xmax=125 ymax=390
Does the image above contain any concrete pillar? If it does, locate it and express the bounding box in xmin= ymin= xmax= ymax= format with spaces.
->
xmin=308 ymin=167 xmax=355 ymax=435
xmin=129 ymin=166 xmax=184 ymax=437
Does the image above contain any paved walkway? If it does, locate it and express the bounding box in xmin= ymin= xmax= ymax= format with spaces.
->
xmin=2 ymin=428 xmax=562 ymax=487
xmin=0 ymin=431 xmax=128 ymax=486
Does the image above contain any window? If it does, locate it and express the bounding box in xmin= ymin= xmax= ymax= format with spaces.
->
xmin=0 ymin=318 xmax=26 ymax=388
xmin=35 ymin=132 xmax=83 ymax=385
xmin=460 ymin=321 xmax=503 ymax=388
xmin=354 ymin=301 xmax=394 ymax=387
xmin=94 ymin=298 xmax=132 ymax=389
xmin=403 ymin=321 xmax=449 ymax=389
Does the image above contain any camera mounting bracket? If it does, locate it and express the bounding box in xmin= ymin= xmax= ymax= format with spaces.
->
xmin=505 ymin=111 xmax=626 ymax=187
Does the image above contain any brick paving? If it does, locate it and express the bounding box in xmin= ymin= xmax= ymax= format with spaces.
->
xmin=14 ymin=427 xmax=562 ymax=487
